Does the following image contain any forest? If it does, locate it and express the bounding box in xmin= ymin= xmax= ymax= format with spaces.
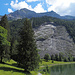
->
xmin=8 ymin=15 xmax=75 ymax=61
xmin=0 ymin=14 xmax=75 ymax=74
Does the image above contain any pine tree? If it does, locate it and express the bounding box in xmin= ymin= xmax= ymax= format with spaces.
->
xmin=0 ymin=26 xmax=10 ymax=62
xmin=55 ymin=54 xmax=58 ymax=61
xmin=1 ymin=14 xmax=8 ymax=29
xmin=0 ymin=14 xmax=10 ymax=59
xmin=51 ymin=54 xmax=55 ymax=60
xmin=17 ymin=18 xmax=39 ymax=72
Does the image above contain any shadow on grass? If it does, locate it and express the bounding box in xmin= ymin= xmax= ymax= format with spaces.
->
xmin=0 ymin=67 xmax=32 ymax=75
xmin=0 ymin=62 xmax=32 ymax=75
xmin=0 ymin=62 xmax=24 ymax=69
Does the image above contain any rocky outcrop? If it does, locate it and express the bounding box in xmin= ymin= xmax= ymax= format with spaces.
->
xmin=34 ymin=23 xmax=75 ymax=57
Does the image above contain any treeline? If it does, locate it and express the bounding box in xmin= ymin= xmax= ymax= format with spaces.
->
xmin=44 ymin=53 xmax=75 ymax=62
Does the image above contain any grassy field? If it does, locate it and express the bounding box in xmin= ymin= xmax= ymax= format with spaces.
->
xmin=0 ymin=59 xmax=75 ymax=75
xmin=0 ymin=60 xmax=39 ymax=75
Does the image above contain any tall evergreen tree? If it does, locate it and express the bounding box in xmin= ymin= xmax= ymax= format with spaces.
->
xmin=58 ymin=53 xmax=63 ymax=61
xmin=0 ymin=26 xmax=10 ymax=62
xmin=17 ymin=18 xmax=39 ymax=72
xmin=0 ymin=14 xmax=10 ymax=59
xmin=51 ymin=54 xmax=55 ymax=60
xmin=55 ymin=54 xmax=58 ymax=61
xmin=1 ymin=14 xmax=8 ymax=29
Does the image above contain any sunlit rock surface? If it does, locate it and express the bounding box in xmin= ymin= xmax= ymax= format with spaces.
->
xmin=35 ymin=23 xmax=75 ymax=57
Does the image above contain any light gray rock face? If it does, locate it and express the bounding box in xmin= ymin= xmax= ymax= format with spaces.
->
xmin=34 ymin=23 xmax=75 ymax=57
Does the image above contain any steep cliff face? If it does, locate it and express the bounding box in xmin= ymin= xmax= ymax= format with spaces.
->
xmin=35 ymin=23 xmax=75 ymax=57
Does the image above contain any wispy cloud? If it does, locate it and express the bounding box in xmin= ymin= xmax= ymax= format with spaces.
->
xmin=26 ymin=0 xmax=40 ymax=2
xmin=4 ymin=3 xmax=9 ymax=5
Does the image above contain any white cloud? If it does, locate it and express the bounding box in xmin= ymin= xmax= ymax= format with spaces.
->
xmin=10 ymin=0 xmax=32 ymax=10
xmin=46 ymin=0 xmax=75 ymax=16
xmin=10 ymin=0 xmax=46 ymax=13
xmin=33 ymin=3 xmax=47 ymax=13
xmin=26 ymin=0 xmax=40 ymax=2
xmin=4 ymin=3 xmax=9 ymax=5
xmin=16 ymin=0 xmax=18 ymax=3
xmin=8 ymin=8 xmax=13 ymax=13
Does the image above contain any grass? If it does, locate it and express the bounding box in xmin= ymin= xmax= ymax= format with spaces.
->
xmin=0 ymin=60 xmax=31 ymax=75
xmin=0 ymin=64 xmax=26 ymax=75
xmin=39 ymin=59 xmax=75 ymax=68
xmin=0 ymin=59 xmax=75 ymax=75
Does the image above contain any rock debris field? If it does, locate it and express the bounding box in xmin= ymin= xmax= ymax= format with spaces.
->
xmin=34 ymin=23 xmax=75 ymax=57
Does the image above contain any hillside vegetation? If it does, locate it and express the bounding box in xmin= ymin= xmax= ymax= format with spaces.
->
xmin=9 ymin=16 xmax=75 ymax=43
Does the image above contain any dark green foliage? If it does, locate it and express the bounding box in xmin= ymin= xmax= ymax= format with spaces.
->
xmin=43 ymin=66 xmax=50 ymax=74
xmin=58 ymin=53 xmax=63 ymax=61
xmin=10 ymin=38 xmax=18 ymax=58
xmin=0 ymin=15 xmax=10 ymax=62
xmin=55 ymin=54 xmax=58 ymax=61
xmin=68 ymin=54 xmax=73 ymax=62
xmin=44 ymin=53 xmax=50 ymax=62
xmin=64 ymin=57 xmax=69 ymax=62
xmin=51 ymin=54 xmax=55 ymax=60
xmin=1 ymin=14 xmax=10 ymax=54
xmin=0 ymin=14 xmax=8 ymax=29
xmin=73 ymin=57 xmax=75 ymax=61
xmin=0 ymin=26 xmax=10 ymax=62
xmin=17 ymin=18 xmax=40 ymax=72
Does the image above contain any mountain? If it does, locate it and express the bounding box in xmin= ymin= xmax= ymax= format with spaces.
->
xmin=40 ymin=11 xmax=61 ymax=18
xmin=7 ymin=8 xmax=62 ymax=20
xmin=7 ymin=8 xmax=75 ymax=20
xmin=7 ymin=8 xmax=39 ymax=20
xmin=35 ymin=23 xmax=75 ymax=57
xmin=63 ymin=15 xmax=75 ymax=20
xmin=0 ymin=8 xmax=74 ymax=20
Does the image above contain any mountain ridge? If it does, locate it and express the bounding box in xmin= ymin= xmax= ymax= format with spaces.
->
xmin=7 ymin=8 xmax=75 ymax=20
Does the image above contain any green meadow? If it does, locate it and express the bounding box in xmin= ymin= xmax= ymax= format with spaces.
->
xmin=0 ymin=59 xmax=75 ymax=75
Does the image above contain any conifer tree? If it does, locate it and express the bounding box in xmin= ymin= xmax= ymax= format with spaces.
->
xmin=0 ymin=26 xmax=10 ymax=62
xmin=44 ymin=53 xmax=50 ymax=62
xmin=0 ymin=14 xmax=10 ymax=60
xmin=1 ymin=14 xmax=8 ymax=29
xmin=51 ymin=54 xmax=54 ymax=60
xmin=55 ymin=54 xmax=58 ymax=61
xmin=17 ymin=18 xmax=39 ymax=72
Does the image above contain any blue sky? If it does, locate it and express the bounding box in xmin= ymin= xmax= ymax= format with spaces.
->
xmin=0 ymin=0 xmax=75 ymax=16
